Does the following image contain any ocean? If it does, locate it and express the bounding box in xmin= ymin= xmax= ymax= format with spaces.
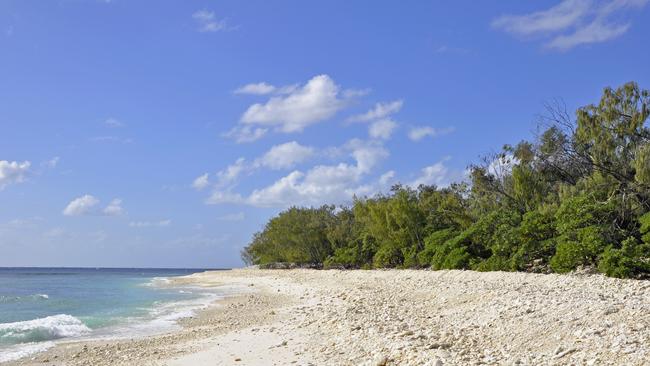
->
xmin=0 ymin=267 xmax=227 ymax=363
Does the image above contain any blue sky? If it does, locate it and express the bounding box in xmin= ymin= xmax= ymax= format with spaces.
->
xmin=1 ymin=0 xmax=649 ymax=268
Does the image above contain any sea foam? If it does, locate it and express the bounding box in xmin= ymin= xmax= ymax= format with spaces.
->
xmin=0 ymin=341 xmax=55 ymax=363
xmin=0 ymin=314 xmax=91 ymax=344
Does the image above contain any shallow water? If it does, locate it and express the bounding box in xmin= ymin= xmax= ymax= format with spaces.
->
xmin=0 ymin=267 xmax=225 ymax=362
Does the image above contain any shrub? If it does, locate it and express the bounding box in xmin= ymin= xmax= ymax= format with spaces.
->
xmin=373 ymin=244 xmax=404 ymax=268
xmin=417 ymin=228 xmax=459 ymax=266
xmin=551 ymin=226 xmax=607 ymax=272
xmin=324 ymin=247 xmax=359 ymax=269
xmin=640 ymin=212 xmax=650 ymax=244
xmin=510 ymin=208 xmax=557 ymax=270
xmin=598 ymin=237 xmax=650 ymax=278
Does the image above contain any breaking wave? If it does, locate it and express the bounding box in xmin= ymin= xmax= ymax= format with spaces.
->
xmin=0 ymin=314 xmax=91 ymax=345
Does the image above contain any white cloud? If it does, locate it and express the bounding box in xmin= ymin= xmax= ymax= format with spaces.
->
xmin=193 ymin=161 xmax=246 ymax=203
xmin=410 ymin=158 xmax=467 ymax=188
xmin=492 ymin=0 xmax=591 ymax=35
xmin=103 ymin=199 xmax=124 ymax=216
xmin=276 ymin=84 xmax=300 ymax=94
xmin=346 ymin=100 xmax=402 ymax=141
xmin=192 ymin=173 xmax=210 ymax=190
xmin=63 ymin=195 xmax=123 ymax=216
xmin=216 ymin=158 xmax=247 ymax=188
xmin=379 ymin=170 xmax=396 ymax=186
xmin=546 ymin=18 xmax=630 ymax=50
xmin=348 ymin=100 xmax=403 ymax=123
xmin=245 ymin=170 xmax=337 ymax=207
xmin=192 ymin=10 xmax=228 ymax=32
xmin=245 ymin=162 xmax=374 ymax=207
xmin=253 ymin=141 xmax=315 ymax=170
xmin=206 ymin=190 xmax=243 ymax=205
xmin=368 ymin=119 xmax=398 ymax=140
xmin=347 ymin=139 xmax=389 ymax=174
xmin=0 ymin=160 xmax=30 ymax=190
xmin=492 ymin=0 xmax=648 ymax=50
xmin=216 ymin=212 xmax=245 ymax=221
xmin=233 ymin=82 xmax=300 ymax=96
xmin=238 ymin=74 xmax=352 ymax=135
xmin=63 ymin=195 xmax=100 ymax=216
xmin=129 ymin=219 xmax=171 ymax=228
xmin=105 ymin=118 xmax=124 ymax=128
xmin=234 ymin=82 xmax=276 ymax=95
xmin=408 ymin=126 xmax=455 ymax=141
xmin=223 ymin=125 xmax=268 ymax=143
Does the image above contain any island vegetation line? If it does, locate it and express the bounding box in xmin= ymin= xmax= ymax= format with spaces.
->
xmin=242 ymin=82 xmax=650 ymax=279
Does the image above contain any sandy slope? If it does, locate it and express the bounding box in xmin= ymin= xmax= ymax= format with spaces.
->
xmin=6 ymin=269 xmax=650 ymax=365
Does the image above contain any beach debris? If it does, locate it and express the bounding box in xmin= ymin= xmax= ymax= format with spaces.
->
xmin=373 ymin=355 xmax=388 ymax=366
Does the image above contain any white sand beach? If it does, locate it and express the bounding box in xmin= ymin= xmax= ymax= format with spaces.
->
xmin=6 ymin=268 xmax=650 ymax=365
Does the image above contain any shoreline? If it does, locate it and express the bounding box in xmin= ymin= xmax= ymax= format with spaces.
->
xmin=3 ymin=269 xmax=292 ymax=366
xmin=4 ymin=268 xmax=650 ymax=365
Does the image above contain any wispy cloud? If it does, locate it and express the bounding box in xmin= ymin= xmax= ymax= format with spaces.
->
xmin=493 ymin=0 xmax=591 ymax=36
xmin=192 ymin=10 xmax=231 ymax=33
xmin=192 ymin=173 xmax=210 ymax=191
xmin=222 ymin=126 xmax=268 ymax=143
xmin=63 ymin=195 xmax=124 ymax=217
xmin=492 ymin=0 xmax=648 ymax=50
xmin=434 ymin=45 xmax=470 ymax=55
xmin=347 ymin=100 xmax=403 ymax=123
xmin=129 ymin=219 xmax=171 ymax=228
xmin=252 ymin=141 xmax=315 ymax=170
xmin=103 ymin=199 xmax=124 ymax=216
xmin=216 ymin=212 xmax=245 ymax=221
xmin=104 ymin=118 xmax=124 ymax=128
xmin=408 ymin=126 xmax=455 ymax=141
xmin=43 ymin=227 xmax=68 ymax=239
xmin=409 ymin=157 xmax=467 ymax=188
xmin=89 ymin=136 xmax=134 ymax=144
xmin=346 ymin=100 xmax=403 ymax=141
xmin=368 ymin=119 xmax=398 ymax=140
xmin=234 ymin=82 xmax=277 ymax=95
xmin=233 ymin=82 xmax=299 ymax=96
xmin=42 ymin=157 xmax=60 ymax=169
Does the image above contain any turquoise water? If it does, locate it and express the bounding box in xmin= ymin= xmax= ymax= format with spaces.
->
xmin=0 ymin=267 xmax=224 ymax=362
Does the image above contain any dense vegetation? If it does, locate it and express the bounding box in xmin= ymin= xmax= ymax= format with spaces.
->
xmin=241 ymin=82 xmax=650 ymax=278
